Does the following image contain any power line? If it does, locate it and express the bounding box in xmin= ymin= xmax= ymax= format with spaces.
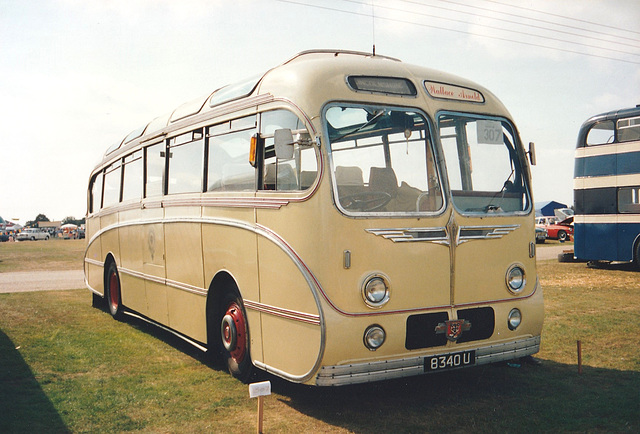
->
xmin=433 ymin=0 xmax=640 ymax=43
xmin=403 ymin=0 xmax=640 ymax=49
xmin=482 ymin=0 xmax=640 ymax=37
xmin=275 ymin=0 xmax=640 ymax=65
xmin=347 ymin=0 xmax=640 ymax=57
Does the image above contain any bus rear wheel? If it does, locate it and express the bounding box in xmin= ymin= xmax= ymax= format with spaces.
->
xmin=220 ymin=292 xmax=253 ymax=383
xmin=105 ymin=262 xmax=125 ymax=320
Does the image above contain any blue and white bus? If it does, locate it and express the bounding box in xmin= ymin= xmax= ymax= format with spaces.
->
xmin=574 ymin=105 xmax=640 ymax=265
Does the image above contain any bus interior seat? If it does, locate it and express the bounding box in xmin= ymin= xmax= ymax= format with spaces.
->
xmin=335 ymin=166 xmax=365 ymax=196
xmin=221 ymin=164 xmax=255 ymax=190
xmin=264 ymin=163 xmax=298 ymax=191
xmin=369 ymin=167 xmax=398 ymax=198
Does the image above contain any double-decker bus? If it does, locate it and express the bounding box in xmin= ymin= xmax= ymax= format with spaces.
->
xmin=574 ymin=105 xmax=640 ymax=266
xmin=85 ymin=50 xmax=543 ymax=386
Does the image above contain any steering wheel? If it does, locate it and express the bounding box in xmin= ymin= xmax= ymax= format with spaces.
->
xmin=340 ymin=191 xmax=392 ymax=212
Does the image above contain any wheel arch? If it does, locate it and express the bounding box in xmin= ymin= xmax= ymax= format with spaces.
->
xmin=205 ymin=270 xmax=244 ymax=350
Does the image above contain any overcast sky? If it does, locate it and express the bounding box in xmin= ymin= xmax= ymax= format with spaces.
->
xmin=1 ymin=0 xmax=639 ymax=223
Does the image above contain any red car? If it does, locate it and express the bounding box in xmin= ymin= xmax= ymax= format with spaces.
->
xmin=544 ymin=217 xmax=573 ymax=241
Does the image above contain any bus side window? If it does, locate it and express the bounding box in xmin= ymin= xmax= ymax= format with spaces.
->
xmin=102 ymin=160 xmax=121 ymax=208
xmin=145 ymin=143 xmax=165 ymax=197
xmin=586 ymin=121 xmax=615 ymax=146
xmin=260 ymin=110 xmax=318 ymax=191
xmin=167 ymin=130 xmax=204 ymax=194
xmin=617 ymin=116 xmax=640 ymax=143
xmin=122 ymin=150 xmax=143 ymax=201
xmin=90 ymin=171 xmax=103 ymax=213
xmin=207 ymin=125 xmax=257 ymax=192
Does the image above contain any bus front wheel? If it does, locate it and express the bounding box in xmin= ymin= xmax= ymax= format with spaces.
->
xmin=219 ymin=292 xmax=253 ymax=383
xmin=105 ymin=262 xmax=125 ymax=320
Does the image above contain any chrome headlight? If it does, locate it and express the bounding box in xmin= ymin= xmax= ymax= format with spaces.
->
xmin=362 ymin=274 xmax=390 ymax=308
xmin=508 ymin=308 xmax=522 ymax=330
xmin=506 ymin=264 xmax=526 ymax=294
xmin=363 ymin=325 xmax=386 ymax=350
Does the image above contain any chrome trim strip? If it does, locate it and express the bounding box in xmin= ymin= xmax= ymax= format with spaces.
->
xmin=365 ymin=227 xmax=448 ymax=244
xmin=315 ymin=335 xmax=540 ymax=386
xmin=84 ymin=258 xmax=104 ymax=267
xmin=366 ymin=224 xmax=520 ymax=246
xmin=244 ymin=300 xmax=321 ymax=325
xmin=458 ymin=224 xmax=520 ymax=244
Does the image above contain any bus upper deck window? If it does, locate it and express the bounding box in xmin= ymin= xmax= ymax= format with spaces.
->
xmin=586 ymin=121 xmax=615 ymax=146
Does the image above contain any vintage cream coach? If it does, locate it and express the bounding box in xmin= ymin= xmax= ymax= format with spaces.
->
xmin=85 ymin=50 xmax=543 ymax=386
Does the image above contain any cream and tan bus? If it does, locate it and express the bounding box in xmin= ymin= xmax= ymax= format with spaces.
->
xmin=85 ymin=50 xmax=543 ymax=386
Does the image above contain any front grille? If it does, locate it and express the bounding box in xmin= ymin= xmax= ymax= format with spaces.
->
xmin=405 ymin=312 xmax=449 ymax=350
xmin=456 ymin=307 xmax=495 ymax=343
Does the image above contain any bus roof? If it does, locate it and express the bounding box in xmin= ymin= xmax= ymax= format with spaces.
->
xmin=98 ymin=49 xmax=509 ymax=167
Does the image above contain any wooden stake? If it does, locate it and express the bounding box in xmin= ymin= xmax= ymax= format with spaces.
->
xmin=577 ymin=340 xmax=582 ymax=374
xmin=257 ymin=395 xmax=264 ymax=434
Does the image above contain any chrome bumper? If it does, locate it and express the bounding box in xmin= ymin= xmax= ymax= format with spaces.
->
xmin=316 ymin=335 xmax=540 ymax=386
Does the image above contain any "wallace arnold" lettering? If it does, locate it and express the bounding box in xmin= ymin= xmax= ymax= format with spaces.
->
xmin=425 ymin=81 xmax=484 ymax=103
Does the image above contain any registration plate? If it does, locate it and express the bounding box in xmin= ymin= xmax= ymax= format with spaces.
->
xmin=424 ymin=350 xmax=476 ymax=372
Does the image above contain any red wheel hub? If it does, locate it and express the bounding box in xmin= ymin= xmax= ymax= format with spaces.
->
xmin=221 ymin=302 xmax=246 ymax=363
xmin=109 ymin=271 xmax=119 ymax=309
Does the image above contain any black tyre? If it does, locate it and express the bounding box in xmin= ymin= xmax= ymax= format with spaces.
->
xmin=219 ymin=291 xmax=253 ymax=383
xmin=634 ymin=242 xmax=640 ymax=270
xmin=557 ymin=230 xmax=567 ymax=241
xmin=105 ymin=261 xmax=125 ymax=320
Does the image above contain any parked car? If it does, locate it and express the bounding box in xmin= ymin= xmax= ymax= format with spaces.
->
xmin=535 ymin=216 xmax=557 ymax=226
xmin=16 ymin=228 xmax=50 ymax=241
xmin=0 ymin=233 xmax=9 ymax=242
xmin=544 ymin=217 xmax=574 ymax=241
xmin=535 ymin=226 xmax=548 ymax=243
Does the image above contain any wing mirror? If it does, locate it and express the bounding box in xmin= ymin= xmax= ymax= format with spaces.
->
xmin=273 ymin=128 xmax=315 ymax=160
xmin=528 ymin=142 xmax=537 ymax=166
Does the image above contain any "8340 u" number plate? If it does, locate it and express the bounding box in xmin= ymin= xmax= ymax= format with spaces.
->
xmin=424 ymin=350 xmax=476 ymax=372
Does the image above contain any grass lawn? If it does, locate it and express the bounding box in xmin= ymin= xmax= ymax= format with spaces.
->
xmin=0 ymin=242 xmax=638 ymax=432
xmin=0 ymin=239 xmax=85 ymax=272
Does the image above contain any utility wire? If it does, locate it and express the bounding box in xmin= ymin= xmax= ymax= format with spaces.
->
xmin=432 ymin=0 xmax=640 ymax=43
xmin=275 ymin=0 xmax=640 ymax=65
xmin=340 ymin=0 xmax=640 ymax=57
xmin=402 ymin=0 xmax=640 ymax=48
xmin=482 ymin=0 xmax=640 ymax=37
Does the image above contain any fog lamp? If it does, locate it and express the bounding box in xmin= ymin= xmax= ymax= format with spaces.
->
xmin=508 ymin=308 xmax=522 ymax=330
xmin=364 ymin=325 xmax=386 ymax=350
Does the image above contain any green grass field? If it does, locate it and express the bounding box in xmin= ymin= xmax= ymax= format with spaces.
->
xmin=0 ymin=242 xmax=638 ymax=432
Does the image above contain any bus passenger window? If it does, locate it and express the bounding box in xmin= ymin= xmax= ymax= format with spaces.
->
xmin=260 ymin=110 xmax=318 ymax=191
xmin=145 ymin=143 xmax=165 ymax=197
xmin=207 ymin=128 xmax=256 ymax=191
xmin=102 ymin=161 xmax=121 ymax=208
xmin=122 ymin=150 xmax=143 ymax=201
xmin=167 ymin=130 xmax=204 ymax=194
xmin=586 ymin=121 xmax=614 ymax=146
xmin=617 ymin=116 xmax=640 ymax=143
xmin=90 ymin=172 xmax=103 ymax=213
